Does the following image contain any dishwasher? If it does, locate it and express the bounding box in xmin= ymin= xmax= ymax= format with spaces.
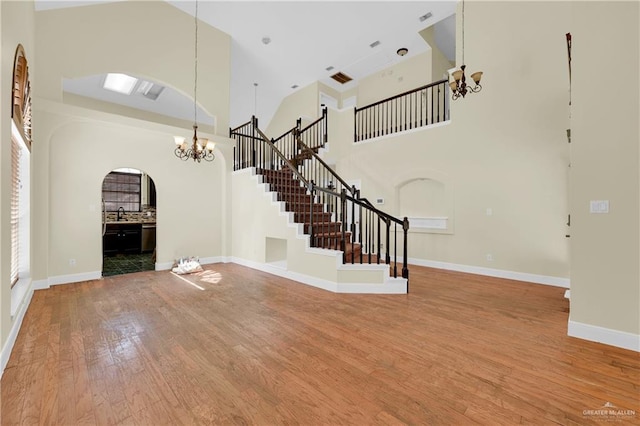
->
xmin=141 ymin=224 xmax=156 ymax=253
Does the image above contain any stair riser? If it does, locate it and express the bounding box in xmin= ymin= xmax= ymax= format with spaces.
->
xmin=286 ymin=203 xmax=325 ymax=213
xmin=294 ymin=212 xmax=332 ymax=223
xmin=270 ymin=185 xmax=307 ymax=194
xmin=304 ymin=223 xmax=342 ymax=234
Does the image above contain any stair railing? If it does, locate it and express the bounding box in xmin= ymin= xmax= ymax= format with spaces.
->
xmin=296 ymin=136 xmax=409 ymax=280
xmin=298 ymin=107 xmax=328 ymax=151
xmin=232 ymin=117 xmax=317 ymax=243
xmin=231 ymin=114 xmax=410 ymax=283
xmin=354 ymin=78 xmax=449 ymax=142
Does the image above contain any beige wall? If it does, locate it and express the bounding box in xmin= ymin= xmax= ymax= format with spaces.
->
xmin=569 ymin=2 xmax=640 ymax=337
xmin=265 ymin=82 xmax=319 ymax=137
xmin=35 ymin=1 xmax=231 ymax=135
xmin=39 ymin=102 xmax=226 ymax=279
xmin=419 ymin=26 xmax=454 ymax=81
xmin=0 ymin=0 xmax=35 ymax=356
xmin=356 ymin=52 xmax=432 ymax=107
xmin=320 ymin=2 xmax=572 ymax=281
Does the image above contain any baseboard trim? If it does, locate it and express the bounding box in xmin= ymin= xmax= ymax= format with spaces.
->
xmin=407 ymin=257 xmax=570 ymax=288
xmin=1 ymin=284 xmax=34 ymax=379
xmin=568 ymin=320 xmax=639 ymax=352
xmin=48 ymin=271 xmax=102 ymax=286
xmin=156 ymin=256 xmax=226 ymax=272
xmin=230 ymin=257 xmax=406 ymax=294
xmin=32 ymin=279 xmax=50 ymax=290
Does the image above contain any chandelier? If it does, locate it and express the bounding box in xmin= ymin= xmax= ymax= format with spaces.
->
xmin=449 ymin=0 xmax=483 ymax=100
xmin=174 ymin=0 xmax=215 ymax=162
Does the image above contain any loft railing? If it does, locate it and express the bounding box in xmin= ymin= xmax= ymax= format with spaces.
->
xmin=230 ymin=114 xmax=410 ymax=282
xmin=354 ymin=78 xmax=449 ymax=142
xmin=298 ymin=107 xmax=327 ymax=151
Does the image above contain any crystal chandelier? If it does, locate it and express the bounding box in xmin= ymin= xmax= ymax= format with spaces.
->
xmin=449 ymin=0 xmax=483 ymax=100
xmin=174 ymin=0 xmax=215 ymax=162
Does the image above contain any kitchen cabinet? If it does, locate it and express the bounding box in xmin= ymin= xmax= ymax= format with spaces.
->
xmin=103 ymin=223 xmax=142 ymax=255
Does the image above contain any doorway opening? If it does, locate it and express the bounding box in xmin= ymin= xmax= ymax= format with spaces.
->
xmin=101 ymin=168 xmax=157 ymax=276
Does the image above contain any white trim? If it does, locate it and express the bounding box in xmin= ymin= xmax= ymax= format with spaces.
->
xmin=406 ymin=257 xmax=570 ymax=288
xmin=48 ymin=271 xmax=101 ymax=286
xmin=568 ymin=320 xmax=640 ymax=352
xmin=10 ymin=277 xmax=32 ymax=318
xmin=1 ymin=285 xmax=34 ymax=378
xmin=408 ymin=217 xmax=448 ymax=230
xmin=155 ymin=256 xmax=225 ymax=272
xmin=199 ymin=256 xmax=226 ymax=265
xmin=155 ymin=261 xmax=173 ymax=271
xmin=32 ymin=279 xmax=50 ymax=290
xmin=564 ymin=289 xmax=570 ymax=299
xmin=230 ymin=256 xmax=406 ymax=294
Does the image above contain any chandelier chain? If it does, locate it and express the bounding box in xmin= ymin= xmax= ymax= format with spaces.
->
xmin=194 ymin=0 xmax=198 ymax=126
xmin=462 ymin=0 xmax=465 ymax=65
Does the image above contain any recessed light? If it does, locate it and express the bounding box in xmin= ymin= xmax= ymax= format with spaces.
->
xmin=419 ymin=12 xmax=433 ymax=22
xmin=103 ymin=73 xmax=138 ymax=95
xmin=396 ymin=47 xmax=409 ymax=57
xmin=369 ymin=40 xmax=381 ymax=48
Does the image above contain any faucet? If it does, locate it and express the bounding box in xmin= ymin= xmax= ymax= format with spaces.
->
xmin=117 ymin=207 xmax=125 ymax=221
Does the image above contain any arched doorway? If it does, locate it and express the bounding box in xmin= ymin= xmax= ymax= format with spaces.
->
xmin=101 ymin=167 xmax=157 ymax=276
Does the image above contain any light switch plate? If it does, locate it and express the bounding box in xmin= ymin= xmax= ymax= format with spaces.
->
xmin=590 ymin=200 xmax=609 ymax=214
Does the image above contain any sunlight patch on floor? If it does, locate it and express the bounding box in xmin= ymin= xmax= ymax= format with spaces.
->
xmin=193 ymin=270 xmax=223 ymax=284
xmin=170 ymin=272 xmax=205 ymax=290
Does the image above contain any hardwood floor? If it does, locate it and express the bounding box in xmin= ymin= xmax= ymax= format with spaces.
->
xmin=1 ymin=264 xmax=638 ymax=425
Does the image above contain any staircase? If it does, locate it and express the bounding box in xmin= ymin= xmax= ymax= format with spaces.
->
xmin=230 ymin=111 xmax=409 ymax=292
xmin=260 ymin=168 xmax=362 ymax=262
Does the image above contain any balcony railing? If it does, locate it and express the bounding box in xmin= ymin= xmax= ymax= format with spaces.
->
xmin=354 ymin=78 xmax=449 ymax=142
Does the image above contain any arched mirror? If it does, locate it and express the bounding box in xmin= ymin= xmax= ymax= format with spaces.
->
xmin=101 ymin=167 xmax=157 ymax=276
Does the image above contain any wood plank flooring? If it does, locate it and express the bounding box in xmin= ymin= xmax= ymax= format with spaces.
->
xmin=1 ymin=264 xmax=638 ymax=425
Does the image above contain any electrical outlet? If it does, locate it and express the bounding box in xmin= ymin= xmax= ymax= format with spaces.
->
xmin=486 ymin=254 xmax=493 ymax=262
xmin=69 ymin=258 xmax=76 ymax=266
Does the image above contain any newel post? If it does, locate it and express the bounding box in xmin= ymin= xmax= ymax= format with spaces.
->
xmin=402 ymin=217 xmax=410 ymax=285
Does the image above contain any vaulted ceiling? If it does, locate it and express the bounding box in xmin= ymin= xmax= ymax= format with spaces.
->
xmin=35 ymin=0 xmax=456 ymax=129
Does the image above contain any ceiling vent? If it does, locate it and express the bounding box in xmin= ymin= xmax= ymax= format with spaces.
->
xmin=369 ymin=40 xmax=381 ymax=48
xmin=330 ymin=72 xmax=353 ymax=84
xmin=419 ymin=12 xmax=433 ymax=22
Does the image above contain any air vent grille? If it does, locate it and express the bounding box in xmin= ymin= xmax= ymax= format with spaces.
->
xmin=330 ymin=72 xmax=353 ymax=84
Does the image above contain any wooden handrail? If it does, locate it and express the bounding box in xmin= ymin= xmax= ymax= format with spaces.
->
xmin=354 ymin=78 xmax=448 ymax=113
xmin=299 ymin=107 xmax=327 ymax=134
xmin=253 ymin=121 xmax=311 ymax=188
xmin=295 ymin=134 xmax=355 ymax=195
xmin=229 ymin=119 xmax=253 ymax=134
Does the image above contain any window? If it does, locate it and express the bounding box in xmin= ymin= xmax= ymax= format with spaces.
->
xmin=10 ymin=137 xmax=21 ymax=287
xmin=11 ymin=44 xmax=31 ymax=294
xmin=102 ymin=171 xmax=142 ymax=212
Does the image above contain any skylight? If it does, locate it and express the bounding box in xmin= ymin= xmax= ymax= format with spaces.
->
xmin=103 ymin=73 xmax=138 ymax=95
xmin=136 ymin=80 xmax=165 ymax=100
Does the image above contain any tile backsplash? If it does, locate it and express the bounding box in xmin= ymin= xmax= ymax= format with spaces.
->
xmin=105 ymin=205 xmax=156 ymax=223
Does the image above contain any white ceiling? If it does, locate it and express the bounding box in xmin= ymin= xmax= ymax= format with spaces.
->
xmin=36 ymin=0 xmax=457 ymax=130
